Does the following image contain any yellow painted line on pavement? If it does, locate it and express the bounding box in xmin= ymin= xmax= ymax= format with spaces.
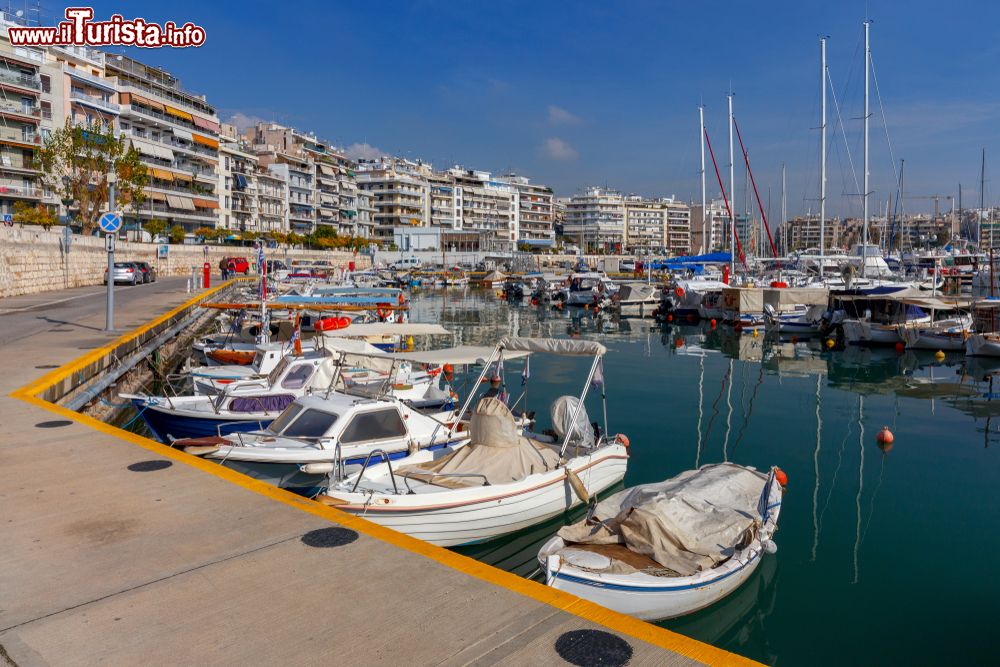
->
xmin=10 ymin=282 xmax=758 ymax=667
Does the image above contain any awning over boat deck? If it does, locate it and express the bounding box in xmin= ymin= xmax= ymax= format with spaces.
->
xmin=320 ymin=323 xmax=451 ymax=338
xmin=383 ymin=345 xmax=531 ymax=366
xmin=895 ymin=296 xmax=974 ymax=310
xmin=499 ymin=336 xmax=606 ymax=356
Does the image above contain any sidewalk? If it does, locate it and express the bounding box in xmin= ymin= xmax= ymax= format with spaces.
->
xmin=0 ymin=282 xmax=752 ymax=666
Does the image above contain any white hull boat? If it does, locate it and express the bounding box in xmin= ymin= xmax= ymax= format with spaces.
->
xmin=322 ymin=336 xmax=630 ymax=547
xmin=538 ymin=463 xmax=782 ymax=621
xmin=966 ymin=333 xmax=1000 ymax=357
xmin=898 ymin=316 xmax=971 ymax=351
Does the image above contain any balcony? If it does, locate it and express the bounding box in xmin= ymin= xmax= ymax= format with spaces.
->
xmin=70 ymin=88 xmax=120 ymax=114
xmin=0 ymin=101 xmax=39 ymax=121
xmin=0 ymin=69 xmax=40 ymax=91
xmin=0 ymin=127 xmax=38 ymax=146
xmin=0 ymin=180 xmax=38 ymax=198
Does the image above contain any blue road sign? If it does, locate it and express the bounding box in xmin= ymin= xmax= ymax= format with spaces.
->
xmin=99 ymin=211 xmax=122 ymax=234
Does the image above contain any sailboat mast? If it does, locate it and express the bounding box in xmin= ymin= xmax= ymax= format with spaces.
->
xmin=728 ymin=92 xmax=736 ymax=276
xmin=699 ymin=105 xmax=708 ymax=251
xmin=862 ymin=20 xmax=871 ymax=278
xmin=820 ymin=36 xmax=827 ymax=278
xmin=982 ymin=148 xmax=988 ymax=249
xmin=781 ymin=164 xmax=787 ymax=255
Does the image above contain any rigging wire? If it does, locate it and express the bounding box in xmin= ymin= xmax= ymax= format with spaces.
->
xmin=827 ymin=66 xmax=863 ymax=211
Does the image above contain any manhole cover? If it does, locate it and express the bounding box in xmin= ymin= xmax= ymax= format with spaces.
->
xmin=35 ymin=364 xmax=59 ymax=369
xmin=127 ymin=460 xmax=173 ymax=472
xmin=35 ymin=420 xmax=72 ymax=428
xmin=301 ymin=527 xmax=359 ymax=548
xmin=554 ymin=630 xmax=633 ymax=667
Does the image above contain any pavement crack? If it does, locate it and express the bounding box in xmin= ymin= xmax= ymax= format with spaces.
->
xmin=0 ymin=643 xmax=19 ymax=666
xmin=0 ymin=532 xmax=304 ymax=634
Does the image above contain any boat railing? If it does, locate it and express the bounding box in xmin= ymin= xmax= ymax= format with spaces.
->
xmin=401 ymin=472 xmax=490 ymax=492
xmin=349 ymin=448 xmax=399 ymax=494
xmin=217 ymin=420 xmax=266 ymax=439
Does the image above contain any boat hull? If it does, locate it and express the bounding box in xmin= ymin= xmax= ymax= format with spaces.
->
xmin=332 ymin=450 xmax=628 ymax=547
xmin=135 ymin=400 xmax=275 ymax=441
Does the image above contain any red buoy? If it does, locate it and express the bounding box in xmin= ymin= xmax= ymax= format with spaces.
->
xmin=674 ymin=337 xmax=684 ymax=349
xmin=775 ymin=467 xmax=788 ymax=487
xmin=894 ymin=342 xmax=905 ymax=353
xmin=710 ymin=318 xmax=717 ymax=329
xmin=876 ymin=426 xmax=894 ymax=445
xmin=667 ymin=314 xmax=673 ymax=322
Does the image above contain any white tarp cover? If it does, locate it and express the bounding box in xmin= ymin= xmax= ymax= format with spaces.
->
xmin=617 ymin=283 xmax=658 ymax=302
xmin=722 ymin=287 xmax=764 ymax=313
xmin=763 ymin=287 xmax=829 ymax=308
xmin=551 ymin=395 xmax=594 ymax=450
xmin=557 ymin=463 xmax=768 ymax=576
xmin=321 ymin=323 xmax=450 ymax=338
xmin=499 ymin=336 xmax=606 ymax=356
xmin=383 ymin=345 xmax=530 ymax=366
xmin=322 ymin=338 xmax=386 ymax=355
xmin=401 ymin=398 xmax=560 ymax=486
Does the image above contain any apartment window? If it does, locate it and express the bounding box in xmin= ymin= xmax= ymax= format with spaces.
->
xmin=120 ymin=122 xmax=129 ymax=131
xmin=225 ymin=156 xmax=230 ymax=170
xmin=40 ymin=74 xmax=50 ymax=93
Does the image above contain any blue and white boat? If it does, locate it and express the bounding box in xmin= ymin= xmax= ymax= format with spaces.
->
xmin=538 ymin=463 xmax=782 ymax=621
xmin=172 ymin=393 xmax=468 ymax=496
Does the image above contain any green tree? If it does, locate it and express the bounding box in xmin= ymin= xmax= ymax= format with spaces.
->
xmin=169 ymin=224 xmax=186 ymax=244
xmin=145 ymin=218 xmax=168 ymax=237
xmin=35 ymin=121 xmax=148 ymax=235
xmin=12 ymin=201 xmax=58 ymax=230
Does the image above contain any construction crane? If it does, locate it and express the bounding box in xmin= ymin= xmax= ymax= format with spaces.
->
xmin=903 ymin=194 xmax=954 ymax=219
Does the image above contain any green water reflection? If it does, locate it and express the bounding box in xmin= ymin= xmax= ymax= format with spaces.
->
xmin=414 ymin=288 xmax=1000 ymax=666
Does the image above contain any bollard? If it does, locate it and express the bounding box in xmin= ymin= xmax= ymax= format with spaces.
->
xmin=186 ymin=277 xmax=191 ymax=293
xmin=203 ymin=262 xmax=211 ymax=289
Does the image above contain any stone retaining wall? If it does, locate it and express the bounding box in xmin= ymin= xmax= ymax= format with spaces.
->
xmin=0 ymin=225 xmax=370 ymax=298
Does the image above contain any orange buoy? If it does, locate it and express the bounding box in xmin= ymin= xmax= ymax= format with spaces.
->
xmin=894 ymin=341 xmax=905 ymax=353
xmin=667 ymin=313 xmax=673 ymax=322
xmin=675 ymin=286 xmax=685 ymax=298
xmin=876 ymin=426 xmax=894 ymax=445
xmin=442 ymin=363 xmax=454 ymax=381
xmin=775 ymin=467 xmax=788 ymax=487
xmin=674 ymin=337 xmax=684 ymax=349
xmin=826 ymin=338 xmax=835 ymax=349
xmin=710 ymin=318 xmax=717 ymax=329
xmin=934 ymin=350 xmax=946 ymax=361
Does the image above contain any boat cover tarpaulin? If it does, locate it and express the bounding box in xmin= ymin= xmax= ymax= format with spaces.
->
xmin=557 ymin=463 xmax=768 ymax=576
xmin=651 ymin=252 xmax=732 ymax=268
xmin=499 ymin=336 xmax=606 ymax=356
xmin=763 ymin=287 xmax=829 ymax=308
xmin=384 ymin=345 xmax=530 ymax=366
xmin=321 ymin=323 xmax=450 ymax=338
xmin=401 ymin=398 xmax=559 ymax=486
xmin=722 ymin=287 xmax=764 ymax=313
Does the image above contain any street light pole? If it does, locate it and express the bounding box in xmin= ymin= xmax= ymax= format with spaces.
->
xmin=106 ymin=176 xmax=116 ymax=332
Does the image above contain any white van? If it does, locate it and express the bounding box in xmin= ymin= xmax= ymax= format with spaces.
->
xmin=391 ymin=257 xmax=422 ymax=270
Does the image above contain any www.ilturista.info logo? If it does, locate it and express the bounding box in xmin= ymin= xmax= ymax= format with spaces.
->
xmin=7 ymin=7 xmax=206 ymax=48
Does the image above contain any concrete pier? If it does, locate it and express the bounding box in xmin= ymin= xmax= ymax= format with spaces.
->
xmin=0 ymin=279 xmax=756 ymax=666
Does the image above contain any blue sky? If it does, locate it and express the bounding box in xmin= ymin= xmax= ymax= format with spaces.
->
xmin=82 ymin=0 xmax=1000 ymax=217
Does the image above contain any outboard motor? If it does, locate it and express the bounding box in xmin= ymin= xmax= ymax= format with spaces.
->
xmin=551 ymin=395 xmax=595 ymax=450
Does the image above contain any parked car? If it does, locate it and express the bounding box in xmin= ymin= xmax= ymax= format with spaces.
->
xmin=133 ymin=261 xmax=156 ymax=283
xmin=390 ymin=257 xmax=422 ymax=271
xmin=620 ymin=259 xmax=636 ymax=272
xmin=220 ymin=257 xmax=251 ymax=275
xmin=104 ymin=262 xmax=142 ymax=285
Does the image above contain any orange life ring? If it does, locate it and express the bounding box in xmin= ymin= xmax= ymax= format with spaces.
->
xmin=377 ymin=305 xmax=392 ymax=319
xmin=675 ymin=287 xmax=685 ymax=298
xmin=616 ymin=433 xmax=631 ymax=448
xmin=398 ymin=293 xmax=405 ymax=306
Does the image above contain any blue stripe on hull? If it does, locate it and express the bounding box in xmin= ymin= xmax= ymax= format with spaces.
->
xmin=551 ymin=549 xmax=761 ymax=592
xmin=134 ymin=400 xmax=273 ymax=441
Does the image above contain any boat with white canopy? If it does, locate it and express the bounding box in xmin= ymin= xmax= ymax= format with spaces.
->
xmin=538 ymin=463 xmax=782 ymax=621
xmin=319 ymin=336 xmax=630 ymax=547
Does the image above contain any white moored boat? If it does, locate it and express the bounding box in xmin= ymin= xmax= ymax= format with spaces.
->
xmin=321 ymin=337 xmax=630 ymax=546
xmin=538 ymin=463 xmax=782 ymax=621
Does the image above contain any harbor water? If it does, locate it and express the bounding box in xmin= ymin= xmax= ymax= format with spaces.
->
xmin=410 ymin=288 xmax=1000 ymax=666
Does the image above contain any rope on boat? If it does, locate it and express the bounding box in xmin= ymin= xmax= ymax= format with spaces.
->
xmin=100 ymin=397 xmax=132 ymax=409
xmin=120 ymin=405 xmax=148 ymax=430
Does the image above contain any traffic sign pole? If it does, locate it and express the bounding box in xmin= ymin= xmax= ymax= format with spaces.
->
xmin=104 ymin=182 xmax=117 ymax=332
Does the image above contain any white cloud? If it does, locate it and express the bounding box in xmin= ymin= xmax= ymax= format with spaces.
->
xmin=225 ymin=112 xmax=267 ymax=131
xmin=548 ymin=104 xmax=582 ymax=125
xmin=345 ymin=142 xmax=386 ymax=160
xmin=540 ymin=137 xmax=578 ymax=161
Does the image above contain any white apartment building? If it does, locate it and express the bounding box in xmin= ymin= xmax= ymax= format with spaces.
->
xmin=500 ymin=173 xmax=554 ymax=247
xmin=356 ymin=157 xmax=432 ymax=241
xmin=689 ymin=199 xmax=729 ymax=254
xmin=107 ymin=54 xmax=220 ymax=232
xmin=564 ymin=187 xmax=625 ymax=252
xmin=448 ymin=168 xmax=517 ymax=251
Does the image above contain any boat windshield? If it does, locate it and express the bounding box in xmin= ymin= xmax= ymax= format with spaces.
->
xmin=266 ymin=356 xmax=290 ymax=384
xmin=267 ymin=403 xmax=302 ymax=434
xmin=278 ymin=409 xmax=339 ymax=438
